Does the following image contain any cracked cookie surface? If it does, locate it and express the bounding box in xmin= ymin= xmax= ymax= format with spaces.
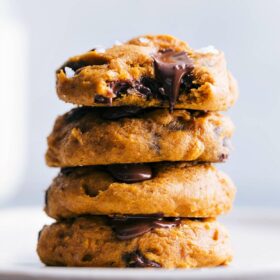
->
xmin=56 ymin=34 xmax=238 ymax=111
xmin=46 ymin=107 xmax=234 ymax=167
xmin=37 ymin=216 xmax=232 ymax=268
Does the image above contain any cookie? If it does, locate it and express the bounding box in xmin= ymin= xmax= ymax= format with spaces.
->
xmin=56 ymin=34 xmax=238 ymax=111
xmin=37 ymin=216 xmax=232 ymax=268
xmin=46 ymin=107 xmax=234 ymax=167
xmin=45 ymin=163 xmax=235 ymax=219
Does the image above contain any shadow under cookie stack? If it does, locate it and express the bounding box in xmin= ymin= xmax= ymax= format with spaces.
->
xmin=37 ymin=35 xmax=238 ymax=268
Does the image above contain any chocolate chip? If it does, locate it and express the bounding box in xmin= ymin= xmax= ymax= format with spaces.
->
xmin=82 ymin=254 xmax=93 ymax=262
xmin=218 ymin=153 xmax=229 ymax=162
xmin=180 ymin=72 xmax=199 ymax=93
xmin=140 ymin=77 xmax=160 ymax=96
xmin=107 ymin=164 xmax=152 ymax=183
xmin=110 ymin=80 xmax=153 ymax=100
xmin=123 ymin=250 xmax=161 ymax=268
xmin=44 ymin=189 xmax=49 ymax=206
xmin=111 ymin=81 xmax=132 ymax=96
xmin=101 ymin=106 xmax=143 ymax=120
xmin=135 ymin=84 xmax=152 ymax=96
xmin=107 ymin=215 xmax=180 ymax=240
xmin=64 ymin=107 xmax=92 ymax=124
xmin=110 ymin=78 xmax=157 ymax=101
xmin=153 ymin=50 xmax=194 ymax=111
xmin=60 ymin=167 xmax=75 ymax=176
xmin=110 ymin=213 xmax=164 ymax=221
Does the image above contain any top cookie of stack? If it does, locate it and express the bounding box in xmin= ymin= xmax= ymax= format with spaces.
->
xmin=56 ymin=34 xmax=238 ymax=111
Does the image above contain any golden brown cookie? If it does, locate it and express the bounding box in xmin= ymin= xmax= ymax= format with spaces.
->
xmin=56 ymin=34 xmax=238 ymax=111
xmin=37 ymin=216 xmax=232 ymax=268
xmin=46 ymin=107 xmax=234 ymax=167
xmin=45 ymin=163 xmax=235 ymax=219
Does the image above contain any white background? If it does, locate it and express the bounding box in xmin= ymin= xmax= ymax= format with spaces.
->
xmin=1 ymin=0 xmax=280 ymax=207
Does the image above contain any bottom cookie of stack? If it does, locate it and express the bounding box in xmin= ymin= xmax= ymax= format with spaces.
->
xmin=37 ymin=216 xmax=232 ymax=268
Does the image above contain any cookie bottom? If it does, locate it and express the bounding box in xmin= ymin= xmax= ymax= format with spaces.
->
xmin=37 ymin=216 xmax=232 ymax=268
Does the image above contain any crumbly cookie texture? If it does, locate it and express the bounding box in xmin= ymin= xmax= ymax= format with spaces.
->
xmin=46 ymin=107 xmax=234 ymax=167
xmin=37 ymin=216 xmax=232 ymax=268
xmin=45 ymin=163 xmax=235 ymax=219
xmin=56 ymin=34 xmax=238 ymax=110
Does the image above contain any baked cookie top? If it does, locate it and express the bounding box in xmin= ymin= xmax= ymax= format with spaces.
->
xmin=45 ymin=163 xmax=235 ymax=219
xmin=46 ymin=107 xmax=234 ymax=167
xmin=56 ymin=34 xmax=238 ymax=111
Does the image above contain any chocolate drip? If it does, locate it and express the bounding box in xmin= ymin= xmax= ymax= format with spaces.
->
xmin=123 ymin=250 xmax=161 ymax=268
xmin=108 ymin=215 xmax=181 ymax=240
xmin=64 ymin=107 xmax=92 ymax=124
xmin=60 ymin=167 xmax=75 ymax=176
xmin=44 ymin=189 xmax=49 ymax=206
xmin=107 ymin=164 xmax=152 ymax=183
xmin=101 ymin=106 xmax=143 ymax=120
xmin=153 ymin=50 xmax=193 ymax=111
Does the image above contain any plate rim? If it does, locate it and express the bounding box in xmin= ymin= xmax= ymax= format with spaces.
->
xmin=1 ymin=206 xmax=280 ymax=280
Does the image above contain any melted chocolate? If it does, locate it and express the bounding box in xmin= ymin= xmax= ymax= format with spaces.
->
xmin=107 ymin=164 xmax=152 ymax=183
xmin=110 ymin=80 xmax=153 ymax=100
xmin=108 ymin=215 xmax=181 ymax=240
xmin=123 ymin=250 xmax=161 ymax=268
xmin=101 ymin=106 xmax=143 ymax=120
xmin=60 ymin=167 xmax=75 ymax=176
xmin=44 ymin=189 xmax=49 ymax=206
xmin=64 ymin=107 xmax=92 ymax=124
xmin=153 ymin=50 xmax=193 ymax=111
xmin=111 ymin=81 xmax=132 ymax=96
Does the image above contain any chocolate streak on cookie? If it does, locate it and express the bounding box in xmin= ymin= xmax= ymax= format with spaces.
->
xmin=153 ymin=50 xmax=194 ymax=111
xmin=64 ymin=107 xmax=92 ymax=124
xmin=108 ymin=214 xmax=181 ymax=240
xmin=107 ymin=164 xmax=152 ymax=183
xmin=123 ymin=250 xmax=161 ymax=268
xmin=101 ymin=106 xmax=143 ymax=120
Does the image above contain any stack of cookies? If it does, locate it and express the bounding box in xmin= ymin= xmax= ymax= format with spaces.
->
xmin=37 ymin=35 xmax=238 ymax=268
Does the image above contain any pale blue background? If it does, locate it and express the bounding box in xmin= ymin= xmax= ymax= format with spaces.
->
xmin=2 ymin=0 xmax=280 ymax=206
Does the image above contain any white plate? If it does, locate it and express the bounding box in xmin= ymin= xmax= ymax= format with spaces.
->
xmin=0 ymin=207 xmax=280 ymax=280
